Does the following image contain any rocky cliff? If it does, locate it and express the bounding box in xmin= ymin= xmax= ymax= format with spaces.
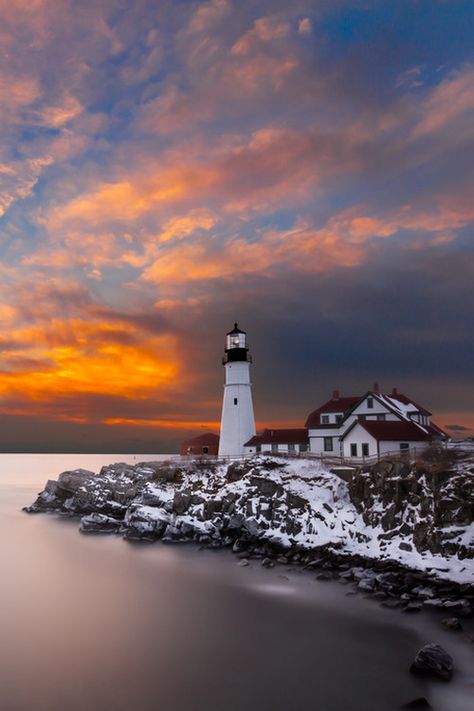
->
xmin=25 ymin=449 xmax=473 ymax=611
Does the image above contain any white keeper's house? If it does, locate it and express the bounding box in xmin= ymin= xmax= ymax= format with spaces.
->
xmin=243 ymin=383 xmax=447 ymax=459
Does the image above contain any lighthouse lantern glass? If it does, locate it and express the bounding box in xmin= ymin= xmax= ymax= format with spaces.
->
xmin=226 ymin=332 xmax=246 ymax=350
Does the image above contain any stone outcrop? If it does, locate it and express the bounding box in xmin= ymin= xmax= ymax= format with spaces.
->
xmin=24 ymin=450 xmax=473 ymax=613
xmin=349 ymin=448 xmax=474 ymax=560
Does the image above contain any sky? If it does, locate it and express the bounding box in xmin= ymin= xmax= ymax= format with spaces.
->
xmin=1 ymin=0 xmax=473 ymax=452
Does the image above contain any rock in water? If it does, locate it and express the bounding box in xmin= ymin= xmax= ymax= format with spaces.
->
xmin=441 ymin=617 xmax=462 ymax=631
xmin=80 ymin=513 xmax=121 ymax=534
xmin=400 ymin=698 xmax=432 ymax=709
xmin=410 ymin=643 xmax=454 ymax=681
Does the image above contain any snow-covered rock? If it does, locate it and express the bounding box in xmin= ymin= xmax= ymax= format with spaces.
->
xmin=24 ymin=453 xmax=474 ymax=597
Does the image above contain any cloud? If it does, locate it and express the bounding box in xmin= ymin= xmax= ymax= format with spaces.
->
xmin=298 ymin=17 xmax=311 ymax=35
xmin=0 ymin=156 xmax=53 ymax=216
xmin=0 ymin=313 xmax=182 ymax=422
xmin=187 ymin=0 xmax=231 ymax=35
xmin=0 ymin=1 xmax=473 ymax=447
xmin=35 ymin=95 xmax=83 ymax=128
xmin=413 ymin=65 xmax=474 ymax=137
xmin=231 ymin=16 xmax=291 ymax=55
xmin=40 ymin=124 xmax=362 ymax=237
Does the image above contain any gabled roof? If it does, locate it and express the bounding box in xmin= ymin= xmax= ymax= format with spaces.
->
xmin=426 ymin=421 xmax=448 ymax=438
xmin=245 ymin=428 xmax=309 ymax=447
xmin=307 ymin=388 xmax=434 ymax=430
xmin=377 ymin=392 xmax=432 ymax=417
xmin=305 ymin=397 xmax=360 ymax=428
xmin=342 ymin=419 xmax=431 ymax=442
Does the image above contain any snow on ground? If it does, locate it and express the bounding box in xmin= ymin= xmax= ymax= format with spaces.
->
xmin=156 ymin=455 xmax=474 ymax=585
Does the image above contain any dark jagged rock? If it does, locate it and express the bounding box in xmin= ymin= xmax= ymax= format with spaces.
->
xmin=349 ymin=452 xmax=474 ymax=560
xmin=410 ymin=643 xmax=454 ymax=681
xmin=80 ymin=513 xmax=122 ymax=534
xmin=24 ymin=453 xmax=474 ymax=614
xmin=441 ymin=617 xmax=462 ymax=631
xmin=57 ymin=469 xmax=95 ymax=494
xmin=400 ymin=697 xmax=432 ymax=709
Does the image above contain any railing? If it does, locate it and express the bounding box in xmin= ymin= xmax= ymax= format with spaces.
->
xmin=178 ymin=447 xmax=427 ymax=467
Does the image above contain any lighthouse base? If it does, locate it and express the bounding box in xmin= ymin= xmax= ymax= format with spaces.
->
xmin=218 ymin=382 xmax=255 ymax=457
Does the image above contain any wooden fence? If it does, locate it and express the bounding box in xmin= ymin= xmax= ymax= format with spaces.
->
xmin=179 ymin=446 xmax=428 ymax=467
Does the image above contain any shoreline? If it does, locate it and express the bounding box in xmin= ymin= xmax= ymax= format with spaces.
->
xmin=24 ymin=453 xmax=473 ymax=621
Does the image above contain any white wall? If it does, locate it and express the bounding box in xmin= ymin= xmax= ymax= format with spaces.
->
xmin=350 ymin=397 xmax=392 ymax=418
xmin=342 ymin=423 xmax=429 ymax=458
xmin=244 ymin=442 xmax=309 ymax=456
xmin=319 ymin=412 xmax=344 ymax=425
xmin=309 ymin=434 xmax=341 ymax=456
xmin=341 ymin=424 xmax=377 ymax=458
xmin=218 ymin=361 xmax=256 ymax=457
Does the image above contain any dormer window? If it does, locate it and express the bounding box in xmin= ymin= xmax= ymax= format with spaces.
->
xmin=367 ymin=397 xmax=374 ymax=408
xmin=336 ymin=414 xmax=343 ymax=424
xmin=321 ymin=415 xmax=330 ymax=424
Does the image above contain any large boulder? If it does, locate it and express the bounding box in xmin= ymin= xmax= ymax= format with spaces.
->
xmin=124 ymin=506 xmax=170 ymax=540
xmin=80 ymin=513 xmax=122 ymax=534
xmin=57 ymin=469 xmax=95 ymax=494
xmin=410 ymin=643 xmax=454 ymax=681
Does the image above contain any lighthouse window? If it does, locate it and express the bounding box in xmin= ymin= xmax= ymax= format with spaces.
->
xmin=233 ymin=397 xmax=238 ymax=405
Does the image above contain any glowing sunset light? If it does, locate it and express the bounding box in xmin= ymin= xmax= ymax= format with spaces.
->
xmin=0 ymin=0 xmax=473 ymax=451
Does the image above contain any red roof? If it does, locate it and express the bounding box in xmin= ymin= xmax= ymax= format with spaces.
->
xmin=181 ymin=432 xmax=219 ymax=447
xmin=305 ymin=397 xmax=360 ymax=428
xmin=427 ymin=421 xmax=448 ymax=438
xmin=346 ymin=420 xmax=431 ymax=442
xmin=245 ymin=428 xmax=309 ymax=447
xmin=180 ymin=432 xmax=220 ymax=455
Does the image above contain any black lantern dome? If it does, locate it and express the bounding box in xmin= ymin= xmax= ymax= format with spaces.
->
xmin=223 ymin=323 xmax=252 ymax=364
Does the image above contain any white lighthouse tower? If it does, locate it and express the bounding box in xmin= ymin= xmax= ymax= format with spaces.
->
xmin=218 ymin=323 xmax=256 ymax=457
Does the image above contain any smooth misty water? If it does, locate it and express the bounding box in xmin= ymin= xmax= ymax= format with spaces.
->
xmin=0 ymin=454 xmax=472 ymax=711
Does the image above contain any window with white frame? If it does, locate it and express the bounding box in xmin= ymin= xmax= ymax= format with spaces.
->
xmin=323 ymin=437 xmax=333 ymax=452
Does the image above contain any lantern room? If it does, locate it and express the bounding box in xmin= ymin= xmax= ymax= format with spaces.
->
xmin=223 ymin=323 xmax=252 ymax=363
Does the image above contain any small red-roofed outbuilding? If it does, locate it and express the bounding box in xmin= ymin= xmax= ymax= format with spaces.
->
xmin=180 ymin=433 xmax=219 ymax=456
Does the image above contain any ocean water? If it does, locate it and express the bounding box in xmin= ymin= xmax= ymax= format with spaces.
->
xmin=0 ymin=453 xmax=472 ymax=711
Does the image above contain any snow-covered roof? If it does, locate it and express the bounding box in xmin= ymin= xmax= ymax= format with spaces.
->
xmin=306 ymin=388 xmax=435 ymax=430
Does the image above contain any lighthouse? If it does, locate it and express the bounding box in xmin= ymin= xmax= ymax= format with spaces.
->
xmin=218 ymin=323 xmax=256 ymax=457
